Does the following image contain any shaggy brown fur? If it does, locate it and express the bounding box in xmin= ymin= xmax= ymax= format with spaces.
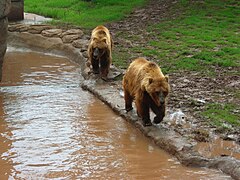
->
xmin=122 ymin=57 xmax=170 ymax=126
xmin=87 ymin=25 xmax=113 ymax=79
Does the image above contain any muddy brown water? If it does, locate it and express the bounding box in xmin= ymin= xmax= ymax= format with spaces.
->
xmin=0 ymin=49 xmax=232 ymax=179
xmin=196 ymin=138 xmax=240 ymax=160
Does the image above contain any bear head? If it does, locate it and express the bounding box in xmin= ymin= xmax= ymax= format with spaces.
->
xmin=141 ymin=76 xmax=170 ymax=107
xmin=90 ymin=37 xmax=109 ymax=60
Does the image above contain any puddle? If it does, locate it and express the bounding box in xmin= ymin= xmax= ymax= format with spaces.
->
xmin=0 ymin=51 xmax=232 ymax=179
xmin=195 ymin=137 xmax=240 ymax=160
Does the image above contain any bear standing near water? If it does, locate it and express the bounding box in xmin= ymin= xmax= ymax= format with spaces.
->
xmin=87 ymin=25 xmax=113 ymax=80
xmin=122 ymin=58 xmax=170 ymax=126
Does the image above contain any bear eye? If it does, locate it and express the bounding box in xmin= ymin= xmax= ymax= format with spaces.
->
xmin=163 ymin=91 xmax=168 ymax=96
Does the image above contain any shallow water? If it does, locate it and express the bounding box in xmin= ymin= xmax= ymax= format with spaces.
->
xmin=0 ymin=51 xmax=232 ymax=179
xmin=196 ymin=137 xmax=240 ymax=160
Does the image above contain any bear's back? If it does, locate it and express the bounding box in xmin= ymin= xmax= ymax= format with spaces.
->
xmin=128 ymin=58 xmax=163 ymax=78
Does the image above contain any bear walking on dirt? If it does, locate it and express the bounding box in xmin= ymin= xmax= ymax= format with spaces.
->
xmin=87 ymin=25 xmax=113 ymax=80
xmin=122 ymin=58 xmax=170 ymax=126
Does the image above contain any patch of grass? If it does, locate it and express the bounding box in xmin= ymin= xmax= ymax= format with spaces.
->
xmin=139 ymin=0 xmax=240 ymax=73
xmin=112 ymin=50 xmax=131 ymax=69
xmin=201 ymin=103 xmax=240 ymax=128
xmin=24 ymin=0 xmax=147 ymax=29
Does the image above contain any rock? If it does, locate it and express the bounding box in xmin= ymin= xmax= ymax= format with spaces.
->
xmin=61 ymin=29 xmax=84 ymax=43
xmin=41 ymin=29 xmax=62 ymax=37
xmin=8 ymin=23 xmax=29 ymax=32
xmin=61 ymin=29 xmax=84 ymax=37
xmin=0 ymin=0 xmax=11 ymax=17
xmin=0 ymin=0 xmax=11 ymax=81
xmin=7 ymin=0 xmax=24 ymax=21
xmin=82 ymin=51 xmax=88 ymax=58
xmin=72 ymin=39 xmax=89 ymax=49
xmin=169 ymin=109 xmax=186 ymax=126
xmin=223 ymin=134 xmax=237 ymax=141
xmin=28 ymin=24 xmax=51 ymax=34
xmin=62 ymin=34 xmax=82 ymax=43
xmin=183 ymin=78 xmax=190 ymax=83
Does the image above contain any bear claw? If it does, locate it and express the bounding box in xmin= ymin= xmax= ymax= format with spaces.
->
xmin=143 ymin=121 xmax=152 ymax=127
xmin=126 ymin=107 xmax=133 ymax=112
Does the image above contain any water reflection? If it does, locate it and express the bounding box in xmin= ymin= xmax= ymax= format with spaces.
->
xmin=0 ymin=51 xmax=232 ymax=179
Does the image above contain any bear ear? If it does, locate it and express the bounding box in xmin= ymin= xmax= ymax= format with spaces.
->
xmin=148 ymin=78 xmax=153 ymax=84
xmin=165 ymin=75 xmax=169 ymax=82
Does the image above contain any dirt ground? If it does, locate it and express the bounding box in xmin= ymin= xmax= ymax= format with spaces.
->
xmin=107 ymin=0 xmax=240 ymax=144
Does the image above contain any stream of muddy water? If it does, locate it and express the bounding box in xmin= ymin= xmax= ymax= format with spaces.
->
xmin=0 ymin=49 xmax=232 ymax=179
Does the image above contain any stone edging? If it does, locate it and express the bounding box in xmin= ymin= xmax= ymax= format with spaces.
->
xmin=8 ymin=23 xmax=90 ymax=58
xmin=7 ymin=23 xmax=240 ymax=180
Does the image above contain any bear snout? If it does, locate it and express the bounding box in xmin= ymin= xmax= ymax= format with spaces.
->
xmin=160 ymin=99 xmax=165 ymax=105
xmin=93 ymin=48 xmax=99 ymax=58
xmin=159 ymin=92 xmax=165 ymax=105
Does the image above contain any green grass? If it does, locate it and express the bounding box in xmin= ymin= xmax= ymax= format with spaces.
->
xmin=112 ymin=49 xmax=131 ymax=69
xmin=152 ymin=0 xmax=240 ymax=73
xmin=24 ymin=0 xmax=147 ymax=28
xmin=201 ymin=103 xmax=240 ymax=128
xmin=114 ymin=0 xmax=240 ymax=74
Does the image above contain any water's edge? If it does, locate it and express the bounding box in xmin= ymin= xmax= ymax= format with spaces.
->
xmin=7 ymin=32 xmax=240 ymax=180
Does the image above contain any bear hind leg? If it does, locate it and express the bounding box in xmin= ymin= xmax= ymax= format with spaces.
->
xmin=124 ymin=89 xmax=133 ymax=112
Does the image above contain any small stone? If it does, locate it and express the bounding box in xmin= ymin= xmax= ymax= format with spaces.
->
xmin=82 ymin=51 xmax=88 ymax=58
xmin=183 ymin=79 xmax=190 ymax=83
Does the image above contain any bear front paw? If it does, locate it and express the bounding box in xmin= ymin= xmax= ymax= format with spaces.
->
xmin=153 ymin=115 xmax=164 ymax=124
xmin=142 ymin=119 xmax=152 ymax=126
xmin=93 ymin=69 xmax=100 ymax=74
xmin=126 ymin=106 xmax=133 ymax=112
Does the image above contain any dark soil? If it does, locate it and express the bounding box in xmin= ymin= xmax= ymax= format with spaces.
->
xmin=107 ymin=0 xmax=240 ymax=144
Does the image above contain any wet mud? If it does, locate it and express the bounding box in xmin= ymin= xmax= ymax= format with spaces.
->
xmin=0 ymin=50 xmax=233 ymax=179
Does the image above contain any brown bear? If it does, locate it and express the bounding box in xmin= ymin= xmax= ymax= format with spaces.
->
xmin=122 ymin=57 xmax=170 ymax=126
xmin=87 ymin=25 xmax=113 ymax=79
